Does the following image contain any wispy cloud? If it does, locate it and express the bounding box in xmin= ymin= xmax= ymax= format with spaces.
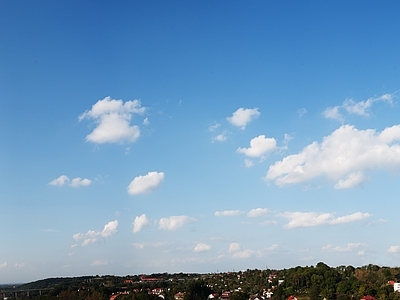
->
xmin=322 ymin=243 xmax=363 ymax=252
xmin=49 ymin=175 xmax=92 ymax=188
xmin=247 ymin=208 xmax=269 ymax=218
xmin=280 ymin=212 xmax=371 ymax=229
xmin=73 ymin=220 xmax=118 ymax=246
xmin=214 ymin=210 xmax=244 ymax=217
xmin=90 ymin=259 xmax=112 ymax=267
xmin=323 ymin=93 xmax=394 ymax=122
xmin=388 ymin=245 xmax=400 ymax=253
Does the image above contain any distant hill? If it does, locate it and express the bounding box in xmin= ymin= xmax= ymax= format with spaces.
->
xmin=18 ymin=276 xmax=94 ymax=290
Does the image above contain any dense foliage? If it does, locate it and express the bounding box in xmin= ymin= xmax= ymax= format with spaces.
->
xmin=2 ymin=264 xmax=400 ymax=300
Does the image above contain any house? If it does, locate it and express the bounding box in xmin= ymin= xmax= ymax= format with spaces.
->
xmin=174 ymin=292 xmax=185 ymax=300
xmin=221 ymin=291 xmax=231 ymax=299
xmin=360 ymin=296 xmax=377 ymax=300
xmin=394 ymin=283 xmax=400 ymax=292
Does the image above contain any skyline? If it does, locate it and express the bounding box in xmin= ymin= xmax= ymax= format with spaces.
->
xmin=1 ymin=1 xmax=400 ymax=284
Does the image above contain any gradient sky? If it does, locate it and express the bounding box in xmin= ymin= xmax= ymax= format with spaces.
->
xmin=2 ymin=1 xmax=400 ymax=284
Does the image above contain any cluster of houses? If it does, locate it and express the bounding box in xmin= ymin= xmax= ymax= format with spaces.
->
xmin=107 ymin=275 xmax=400 ymax=300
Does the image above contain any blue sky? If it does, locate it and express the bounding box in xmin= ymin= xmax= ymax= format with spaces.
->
xmin=1 ymin=1 xmax=400 ymax=283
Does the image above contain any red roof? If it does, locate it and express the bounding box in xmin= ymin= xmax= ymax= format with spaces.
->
xmin=361 ymin=296 xmax=377 ymax=300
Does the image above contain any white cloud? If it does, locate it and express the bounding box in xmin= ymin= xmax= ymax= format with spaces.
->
xmin=228 ymin=243 xmax=241 ymax=252
xmin=132 ymin=242 xmax=169 ymax=249
xmin=90 ymin=259 xmax=111 ymax=267
xmin=237 ymin=135 xmax=277 ymax=158
xmin=280 ymin=212 xmax=371 ymax=229
xmin=194 ymin=243 xmax=211 ymax=252
xmin=329 ymin=212 xmax=372 ymax=225
xmin=127 ymin=171 xmax=164 ymax=195
xmin=232 ymin=249 xmax=254 ymax=259
xmin=388 ymin=245 xmax=400 ymax=253
xmin=323 ymin=93 xmax=394 ymax=121
xmin=322 ymin=243 xmax=363 ymax=252
xmin=334 ymin=172 xmax=366 ymax=189
xmin=132 ymin=214 xmax=151 ymax=233
xmin=79 ymin=96 xmax=146 ymax=144
xmin=49 ymin=175 xmax=92 ymax=188
xmin=70 ymin=177 xmax=92 ymax=188
xmin=343 ymin=93 xmax=393 ymax=116
xmin=265 ymin=124 xmax=400 ymax=188
xmin=323 ymin=106 xmax=344 ymax=122
xmin=73 ymin=220 xmax=118 ymax=246
xmin=214 ymin=210 xmax=244 ymax=217
xmin=143 ymin=117 xmax=149 ymax=126
xmin=260 ymin=220 xmax=278 ymax=226
xmin=159 ymin=215 xmax=195 ymax=231
xmin=48 ymin=175 xmax=69 ymax=186
xmin=244 ymin=159 xmax=254 ymax=168
xmin=297 ymin=108 xmax=307 ymax=117
xmin=209 ymin=123 xmax=221 ymax=131
xmin=247 ymin=208 xmax=269 ymax=218
xmin=0 ymin=262 xmax=7 ymax=268
xmin=227 ymin=108 xmax=260 ymax=129
xmin=213 ymin=132 xmax=228 ymax=142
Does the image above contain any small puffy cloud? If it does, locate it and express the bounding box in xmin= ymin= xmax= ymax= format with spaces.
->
xmin=194 ymin=243 xmax=211 ymax=252
xmin=388 ymin=245 xmax=400 ymax=253
xmin=228 ymin=243 xmax=241 ymax=252
xmin=244 ymin=159 xmax=254 ymax=168
xmin=127 ymin=171 xmax=164 ymax=195
xmin=323 ymin=93 xmax=394 ymax=122
xmin=227 ymin=108 xmax=260 ymax=129
xmin=214 ymin=210 xmax=244 ymax=217
xmin=0 ymin=262 xmax=7 ymax=268
xmin=49 ymin=175 xmax=69 ymax=186
xmin=323 ymin=106 xmax=344 ymax=122
xmin=159 ymin=215 xmax=195 ymax=231
xmin=73 ymin=220 xmax=118 ymax=246
xmin=79 ymin=96 xmax=146 ymax=144
xmin=247 ymin=208 xmax=269 ymax=218
xmin=232 ymin=249 xmax=254 ymax=259
xmin=143 ymin=118 xmax=149 ymax=126
xmin=209 ymin=123 xmax=221 ymax=131
xmin=237 ymin=135 xmax=277 ymax=158
xmin=322 ymin=243 xmax=363 ymax=252
xmin=213 ymin=132 xmax=228 ymax=142
xmin=132 ymin=214 xmax=151 ymax=233
xmin=49 ymin=175 xmax=92 ymax=188
xmin=265 ymin=124 xmax=400 ymax=188
xmin=70 ymin=177 xmax=92 ymax=188
xmin=280 ymin=212 xmax=371 ymax=229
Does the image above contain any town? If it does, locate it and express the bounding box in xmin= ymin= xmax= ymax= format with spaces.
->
xmin=1 ymin=263 xmax=400 ymax=300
